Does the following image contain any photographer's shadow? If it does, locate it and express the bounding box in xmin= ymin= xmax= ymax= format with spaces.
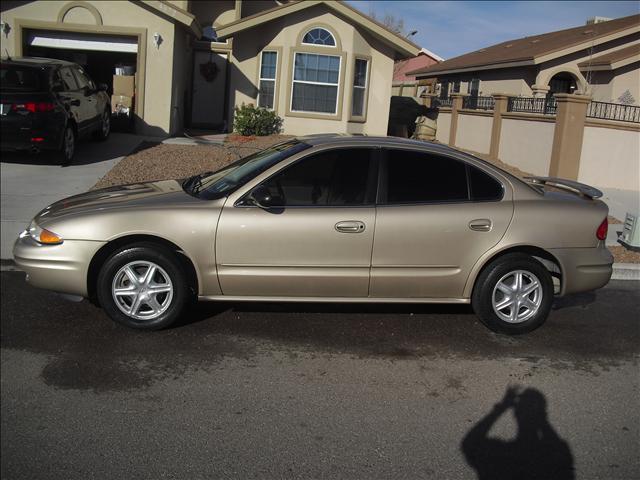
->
xmin=461 ymin=386 xmax=575 ymax=480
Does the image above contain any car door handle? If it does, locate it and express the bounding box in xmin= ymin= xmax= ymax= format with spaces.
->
xmin=335 ymin=221 xmax=366 ymax=233
xmin=469 ymin=219 xmax=492 ymax=232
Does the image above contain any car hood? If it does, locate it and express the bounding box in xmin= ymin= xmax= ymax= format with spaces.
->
xmin=36 ymin=180 xmax=203 ymax=223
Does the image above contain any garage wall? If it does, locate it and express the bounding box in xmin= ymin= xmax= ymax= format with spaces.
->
xmin=1 ymin=1 xmax=180 ymax=136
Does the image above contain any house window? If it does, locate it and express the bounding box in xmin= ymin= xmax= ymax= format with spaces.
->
xmin=302 ymin=27 xmax=336 ymax=47
xmin=291 ymin=52 xmax=341 ymax=114
xmin=439 ymin=80 xmax=449 ymax=99
xmin=351 ymin=58 xmax=369 ymax=118
xmin=452 ymin=80 xmax=460 ymax=93
xmin=258 ymin=51 xmax=278 ymax=109
xmin=468 ymin=78 xmax=480 ymax=97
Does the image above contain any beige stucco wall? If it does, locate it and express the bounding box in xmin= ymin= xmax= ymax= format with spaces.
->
xmin=579 ymin=124 xmax=640 ymax=190
xmin=1 ymin=1 xmax=182 ymax=135
xmin=455 ymin=112 xmax=492 ymax=154
xmin=435 ymin=111 xmax=451 ymax=143
xmin=190 ymin=0 xmax=236 ymax=27
xmin=499 ymin=117 xmax=555 ymax=176
xmin=228 ymin=4 xmax=395 ymax=136
xmin=611 ymin=63 xmax=640 ymax=103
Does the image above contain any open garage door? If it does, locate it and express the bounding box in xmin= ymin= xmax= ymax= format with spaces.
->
xmin=24 ymin=29 xmax=138 ymax=97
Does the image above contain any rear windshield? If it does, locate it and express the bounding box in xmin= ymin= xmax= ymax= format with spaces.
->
xmin=1 ymin=65 xmax=46 ymax=92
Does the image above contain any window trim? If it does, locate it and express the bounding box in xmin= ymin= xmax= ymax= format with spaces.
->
xmin=301 ymin=27 xmax=337 ymax=48
xmin=256 ymin=48 xmax=281 ymax=111
xmin=348 ymin=55 xmax=371 ymax=122
xmin=287 ymin=50 xmax=346 ymax=119
xmin=378 ymin=147 xmax=505 ymax=206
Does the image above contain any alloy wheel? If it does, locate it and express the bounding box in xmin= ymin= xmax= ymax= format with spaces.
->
xmin=111 ymin=261 xmax=174 ymax=320
xmin=491 ymin=270 xmax=543 ymax=323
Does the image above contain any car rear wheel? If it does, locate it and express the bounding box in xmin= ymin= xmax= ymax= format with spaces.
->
xmin=97 ymin=243 xmax=190 ymax=330
xmin=471 ymin=253 xmax=554 ymax=334
xmin=58 ymin=125 xmax=75 ymax=166
xmin=94 ymin=108 xmax=111 ymax=141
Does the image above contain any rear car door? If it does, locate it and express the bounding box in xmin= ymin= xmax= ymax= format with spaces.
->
xmin=370 ymin=148 xmax=514 ymax=299
xmin=56 ymin=67 xmax=85 ymax=132
xmin=216 ymin=147 xmax=378 ymax=297
xmin=71 ymin=65 xmax=101 ymax=131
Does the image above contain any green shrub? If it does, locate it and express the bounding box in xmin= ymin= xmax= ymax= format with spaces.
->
xmin=233 ymin=103 xmax=283 ymax=136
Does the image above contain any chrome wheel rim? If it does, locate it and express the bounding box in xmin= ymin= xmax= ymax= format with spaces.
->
xmin=64 ymin=128 xmax=74 ymax=160
xmin=102 ymin=111 xmax=110 ymax=137
xmin=492 ymin=270 xmax=543 ymax=324
xmin=112 ymin=261 xmax=174 ymax=320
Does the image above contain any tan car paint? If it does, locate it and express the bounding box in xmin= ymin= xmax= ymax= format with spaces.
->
xmin=13 ymin=136 xmax=613 ymax=303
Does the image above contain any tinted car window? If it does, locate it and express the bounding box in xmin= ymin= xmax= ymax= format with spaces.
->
xmin=261 ymin=148 xmax=373 ymax=206
xmin=73 ymin=66 xmax=94 ymax=90
xmin=59 ymin=67 xmax=79 ymax=91
xmin=0 ymin=65 xmax=44 ymax=91
xmin=469 ymin=166 xmax=503 ymax=201
xmin=385 ymin=150 xmax=468 ymax=204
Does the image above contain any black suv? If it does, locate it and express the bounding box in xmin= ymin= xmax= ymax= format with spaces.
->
xmin=1 ymin=57 xmax=111 ymax=165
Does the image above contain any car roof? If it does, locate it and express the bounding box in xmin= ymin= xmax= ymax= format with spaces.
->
xmin=1 ymin=56 xmax=76 ymax=68
xmin=297 ymin=133 xmax=458 ymax=154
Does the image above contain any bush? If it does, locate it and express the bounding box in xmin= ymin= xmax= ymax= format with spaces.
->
xmin=233 ymin=103 xmax=283 ymax=136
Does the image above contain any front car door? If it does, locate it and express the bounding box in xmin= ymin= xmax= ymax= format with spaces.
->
xmin=71 ymin=65 xmax=101 ymax=132
xmin=56 ymin=67 xmax=83 ymax=131
xmin=370 ymin=147 xmax=514 ymax=299
xmin=216 ymin=146 xmax=378 ymax=298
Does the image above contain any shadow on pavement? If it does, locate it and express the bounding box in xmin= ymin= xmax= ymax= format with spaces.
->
xmin=461 ymin=386 xmax=575 ymax=480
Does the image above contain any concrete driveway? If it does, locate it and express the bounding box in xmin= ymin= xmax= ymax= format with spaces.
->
xmin=0 ymin=133 xmax=152 ymax=259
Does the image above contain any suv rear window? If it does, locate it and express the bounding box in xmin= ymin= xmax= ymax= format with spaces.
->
xmin=0 ymin=65 xmax=44 ymax=91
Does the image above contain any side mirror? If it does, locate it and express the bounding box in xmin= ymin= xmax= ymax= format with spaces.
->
xmin=249 ymin=185 xmax=284 ymax=209
xmin=97 ymin=83 xmax=108 ymax=92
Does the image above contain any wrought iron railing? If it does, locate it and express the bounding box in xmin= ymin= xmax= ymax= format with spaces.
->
xmin=507 ymin=96 xmax=557 ymax=115
xmin=433 ymin=97 xmax=452 ymax=108
xmin=462 ymin=96 xmax=495 ymax=110
xmin=587 ymin=101 xmax=640 ymax=123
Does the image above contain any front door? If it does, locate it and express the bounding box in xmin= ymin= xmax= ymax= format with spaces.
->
xmin=216 ymin=147 xmax=378 ymax=297
xmin=370 ymin=148 xmax=513 ymax=299
xmin=190 ymin=51 xmax=227 ymax=129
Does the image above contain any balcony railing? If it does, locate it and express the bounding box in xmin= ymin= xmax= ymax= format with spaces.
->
xmin=507 ymin=96 xmax=557 ymax=115
xmin=462 ymin=96 xmax=495 ymax=110
xmin=587 ymin=100 xmax=640 ymax=123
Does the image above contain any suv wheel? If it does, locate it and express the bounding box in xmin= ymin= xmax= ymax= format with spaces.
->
xmin=58 ymin=125 xmax=75 ymax=166
xmin=97 ymin=243 xmax=190 ymax=330
xmin=94 ymin=108 xmax=111 ymax=141
xmin=471 ymin=253 xmax=554 ymax=334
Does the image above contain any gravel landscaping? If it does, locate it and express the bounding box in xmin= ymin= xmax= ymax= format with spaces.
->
xmin=92 ymin=135 xmax=638 ymax=263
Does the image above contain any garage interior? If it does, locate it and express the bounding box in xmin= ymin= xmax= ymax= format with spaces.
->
xmin=24 ymin=29 xmax=138 ymax=131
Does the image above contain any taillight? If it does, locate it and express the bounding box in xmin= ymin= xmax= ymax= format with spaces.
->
xmin=11 ymin=102 xmax=56 ymax=113
xmin=596 ymin=218 xmax=608 ymax=241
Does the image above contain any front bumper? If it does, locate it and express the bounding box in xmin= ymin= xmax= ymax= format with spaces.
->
xmin=13 ymin=233 xmax=105 ymax=297
xmin=550 ymin=246 xmax=613 ymax=296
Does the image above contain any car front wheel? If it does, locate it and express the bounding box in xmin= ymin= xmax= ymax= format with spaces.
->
xmin=58 ymin=125 xmax=75 ymax=166
xmin=97 ymin=243 xmax=190 ymax=330
xmin=94 ymin=108 xmax=111 ymax=141
xmin=471 ymin=253 xmax=554 ymax=334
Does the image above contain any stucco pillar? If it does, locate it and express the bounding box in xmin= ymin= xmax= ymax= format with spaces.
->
xmin=448 ymin=93 xmax=467 ymax=147
xmin=549 ymin=93 xmax=591 ymax=180
xmin=531 ymin=84 xmax=550 ymax=98
xmin=489 ymin=93 xmax=509 ymax=161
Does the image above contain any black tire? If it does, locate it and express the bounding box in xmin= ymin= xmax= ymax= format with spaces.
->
xmin=93 ymin=108 xmax=111 ymax=141
xmin=471 ymin=253 xmax=554 ymax=335
xmin=58 ymin=124 xmax=75 ymax=166
xmin=96 ymin=243 xmax=190 ymax=330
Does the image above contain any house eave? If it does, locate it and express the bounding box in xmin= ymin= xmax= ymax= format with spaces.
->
xmin=139 ymin=0 xmax=202 ymax=38
xmin=412 ymin=59 xmax=535 ymax=78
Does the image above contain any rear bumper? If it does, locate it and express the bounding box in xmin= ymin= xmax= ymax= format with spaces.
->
xmin=550 ymin=246 xmax=613 ymax=296
xmin=13 ymin=232 xmax=105 ymax=297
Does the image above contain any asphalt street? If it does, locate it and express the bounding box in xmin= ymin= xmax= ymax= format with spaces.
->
xmin=1 ymin=272 xmax=639 ymax=479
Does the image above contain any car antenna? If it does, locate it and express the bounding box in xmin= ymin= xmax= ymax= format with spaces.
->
xmin=4 ymin=48 xmax=10 ymax=61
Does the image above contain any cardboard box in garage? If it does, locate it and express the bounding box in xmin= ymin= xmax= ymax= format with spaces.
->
xmin=112 ymin=75 xmax=135 ymax=97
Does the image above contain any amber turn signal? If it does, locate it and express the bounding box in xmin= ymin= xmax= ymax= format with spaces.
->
xmin=39 ymin=228 xmax=63 ymax=244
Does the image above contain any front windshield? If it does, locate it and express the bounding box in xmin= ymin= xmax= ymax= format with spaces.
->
xmin=183 ymin=140 xmax=310 ymax=199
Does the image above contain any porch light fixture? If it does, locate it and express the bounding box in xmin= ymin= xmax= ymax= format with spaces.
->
xmin=0 ymin=21 xmax=11 ymax=38
xmin=153 ymin=32 xmax=163 ymax=49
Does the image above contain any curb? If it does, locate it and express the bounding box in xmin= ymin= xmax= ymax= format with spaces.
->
xmin=611 ymin=263 xmax=640 ymax=281
xmin=2 ymin=259 xmax=639 ymax=281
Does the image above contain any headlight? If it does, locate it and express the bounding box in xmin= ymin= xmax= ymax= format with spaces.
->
xmin=27 ymin=220 xmax=63 ymax=245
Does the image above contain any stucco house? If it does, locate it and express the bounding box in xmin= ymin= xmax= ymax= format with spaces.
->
xmin=408 ymin=14 xmax=639 ymax=104
xmin=391 ymin=47 xmax=443 ymax=97
xmin=0 ymin=0 xmax=420 ymax=136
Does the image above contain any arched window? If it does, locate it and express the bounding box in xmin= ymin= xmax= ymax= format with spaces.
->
xmin=302 ymin=27 xmax=336 ymax=47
